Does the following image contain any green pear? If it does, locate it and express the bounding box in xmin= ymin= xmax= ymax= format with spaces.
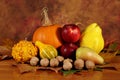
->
xmin=76 ymin=47 xmax=104 ymax=64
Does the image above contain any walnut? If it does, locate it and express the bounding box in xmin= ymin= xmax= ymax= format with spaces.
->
xmin=50 ymin=58 xmax=59 ymax=67
xmin=56 ymin=56 xmax=64 ymax=62
xmin=40 ymin=58 xmax=49 ymax=67
xmin=85 ymin=60 xmax=95 ymax=69
xmin=63 ymin=58 xmax=73 ymax=64
xmin=62 ymin=58 xmax=73 ymax=70
xmin=63 ymin=62 xmax=72 ymax=70
xmin=74 ymin=59 xmax=84 ymax=69
xmin=30 ymin=57 xmax=39 ymax=66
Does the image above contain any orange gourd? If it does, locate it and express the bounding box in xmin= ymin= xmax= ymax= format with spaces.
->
xmin=32 ymin=8 xmax=62 ymax=48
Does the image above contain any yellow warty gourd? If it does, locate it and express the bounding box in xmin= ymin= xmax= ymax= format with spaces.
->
xmin=80 ymin=23 xmax=104 ymax=54
xmin=35 ymin=41 xmax=58 ymax=59
xmin=12 ymin=40 xmax=38 ymax=63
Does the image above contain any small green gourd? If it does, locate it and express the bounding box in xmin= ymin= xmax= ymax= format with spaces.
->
xmin=35 ymin=41 xmax=58 ymax=59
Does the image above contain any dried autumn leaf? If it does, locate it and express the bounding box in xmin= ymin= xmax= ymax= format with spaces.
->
xmin=0 ymin=38 xmax=15 ymax=57
xmin=12 ymin=63 xmax=36 ymax=74
xmin=12 ymin=63 xmax=62 ymax=74
xmin=111 ymin=63 xmax=120 ymax=71
xmin=36 ymin=66 xmax=62 ymax=73
xmin=0 ymin=38 xmax=15 ymax=50
xmin=0 ymin=55 xmax=12 ymax=61
xmin=0 ymin=46 xmax=11 ymax=55
xmin=96 ymin=63 xmax=120 ymax=71
xmin=100 ymin=42 xmax=120 ymax=63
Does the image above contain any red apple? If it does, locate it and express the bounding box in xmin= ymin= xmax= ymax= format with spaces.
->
xmin=60 ymin=43 xmax=78 ymax=59
xmin=61 ymin=24 xmax=81 ymax=43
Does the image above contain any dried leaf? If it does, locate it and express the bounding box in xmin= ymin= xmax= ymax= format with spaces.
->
xmin=12 ymin=63 xmax=36 ymax=74
xmin=112 ymin=63 xmax=120 ymax=71
xmin=0 ymin=38 xmax=15 ymax=57
xmin=117 ymin=50 xmax=120 ymax=55
xmin=36 ymin=66 xmax=62 ymax=73
xmin=12 ymin=63 xmax=62 ymax=74
xmin=0 ymin=46 xmax=11 ymax=54
xmin=95 ymin=66 xmax=117 ymax=71
xmin=108 ymin=42 xmax=118 ymax=51
xmin=0 ymin=38 xmax=15 ymax=50
xmin=103 ymin=42 xmax=120 ymax=54
xmin=0 ymin=55 xmax=12 ymax=61
xmin=94 ymin=67 xmax=103 ymax=71
xmin=96 ymin=63 xmax=120 ymax=71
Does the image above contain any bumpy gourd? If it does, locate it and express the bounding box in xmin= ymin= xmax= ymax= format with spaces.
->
xmin=80 ymin=23 xmax=104 ymax=54
xmin=12 ymin=40 xmax=38 ymax=63
xmin=35 ymin=41 xmax=58 ymax=59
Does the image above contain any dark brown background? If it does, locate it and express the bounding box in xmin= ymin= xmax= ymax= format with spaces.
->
xmin=0 ymin=0 xmax=120 ymax=43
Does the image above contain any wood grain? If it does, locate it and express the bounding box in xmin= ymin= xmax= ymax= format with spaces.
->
xmin=0 ymin=56 xmax=120 ymax=80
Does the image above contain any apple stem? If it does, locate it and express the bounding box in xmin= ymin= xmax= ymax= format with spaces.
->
xmin=75 ymin=22 xmax=84 ymax=27
xmin=41 ymin=7 xmax=52 ymax=26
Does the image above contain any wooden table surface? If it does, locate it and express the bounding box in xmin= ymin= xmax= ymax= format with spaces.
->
xmin=0 ymin=56 xmax=120 ymax=80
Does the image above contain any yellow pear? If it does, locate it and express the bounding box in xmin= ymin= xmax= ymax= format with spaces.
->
xmin=76 ymin=47 xmax=104 ymax=64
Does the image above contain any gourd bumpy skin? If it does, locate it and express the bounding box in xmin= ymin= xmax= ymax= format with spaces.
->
xmin=80 ymin=23 xmax=104 ymax=54
xmin=35 ymin=41 xmax=58 ymax=59
xmin=12 ymin=40 xmax=38 ymax=63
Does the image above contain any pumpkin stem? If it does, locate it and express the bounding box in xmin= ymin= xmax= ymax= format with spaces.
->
xmin=41 ymin=7 xmax=52 ymax=26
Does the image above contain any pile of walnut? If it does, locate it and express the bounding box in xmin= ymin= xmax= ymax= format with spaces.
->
xmin=30 ymin=56 xmax=95 ymax=70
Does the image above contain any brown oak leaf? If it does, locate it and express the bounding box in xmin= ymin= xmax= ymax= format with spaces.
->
xmin=12 ymin=63 xmax=62 ymax=74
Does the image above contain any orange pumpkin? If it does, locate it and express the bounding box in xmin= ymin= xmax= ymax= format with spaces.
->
xmin=32 ymin=8 xmax=62 ymax=48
